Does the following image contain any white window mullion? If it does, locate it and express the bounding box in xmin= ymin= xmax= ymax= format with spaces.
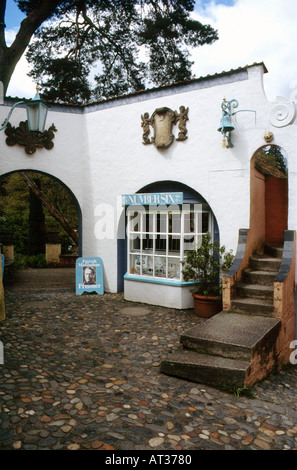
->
xmin=138 ymin=211 xmax=142 ymax=276
xmin=128 ymin=214 xmax=131 ymax=275
xmin=180 ymin=209 xmax=185 ymax=282
xmin=166 ymin=211 xmax=169 ymax=278
xmin=209 ymin=212 xmax=214 ymax=242
xmin=195 ymin=208 xmax=199 ymax=248
xmin=153 ymin=212 xmax=156 ymax=277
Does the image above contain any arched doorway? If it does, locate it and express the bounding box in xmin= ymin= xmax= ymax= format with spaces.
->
xmin=118 ymin=180 xmax=219 ymax=297
xmin=0 ymin=170 xmax=82 ymax=285
xmin=250 ymin=145 xmax=288 ymax=249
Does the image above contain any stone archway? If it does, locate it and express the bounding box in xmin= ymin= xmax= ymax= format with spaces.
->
xmin=120 ymin=180 xmax=220 ymax=308
xmin=0 ymin=169 xmax=82 ymax=285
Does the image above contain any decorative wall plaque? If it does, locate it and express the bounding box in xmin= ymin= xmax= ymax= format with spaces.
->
xmin=264 ymin=131 xmax=274 ymax=143
xmin=5 ymin=120 xmax=57 ymax=155
xmin=141 ymin=106 xmax=189 ymax=149
xmin=269 ymin=96 xmax=296 ymax=128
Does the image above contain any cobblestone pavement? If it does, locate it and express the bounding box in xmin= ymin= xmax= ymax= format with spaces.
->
xmin=0 ymin=271 xmax=297 ymax=451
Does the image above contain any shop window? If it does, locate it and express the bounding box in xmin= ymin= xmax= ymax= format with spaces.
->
xmin=127 ymin=204 xmax=213 ymax=282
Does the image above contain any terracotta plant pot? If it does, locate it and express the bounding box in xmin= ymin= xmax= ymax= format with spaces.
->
xmin=193 ymin=294 xmax=222 ymax=318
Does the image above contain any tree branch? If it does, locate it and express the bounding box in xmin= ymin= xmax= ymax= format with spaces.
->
xmin=20 ymin=172 xmax=79 ymax=245
xmin=0 ymin=0 xmax=60 ymax=93
xmin=11 ymin=0 xmax=59 ymax=56
xmin=0 ymin=0 xmax=7 ymax=49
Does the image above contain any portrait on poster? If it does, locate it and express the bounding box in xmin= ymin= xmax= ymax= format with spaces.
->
xmin=83 ymin=266 xmax=97 ymax=285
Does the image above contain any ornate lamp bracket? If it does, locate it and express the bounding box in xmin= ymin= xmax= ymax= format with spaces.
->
xmin=0 ymin=87 xmax=56 ymax=155
xmin=4 ymin=121 xmax=57 ymax=155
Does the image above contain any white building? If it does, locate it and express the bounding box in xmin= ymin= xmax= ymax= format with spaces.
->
xmin=0 ymin=62 xmax=296 ymax=309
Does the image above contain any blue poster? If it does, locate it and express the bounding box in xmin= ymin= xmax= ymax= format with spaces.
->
xmin=76 ymin=257 xmax=104 ymax=295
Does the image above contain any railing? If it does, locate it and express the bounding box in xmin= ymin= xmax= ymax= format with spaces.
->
xmin=222 ymin=229 xmax=251 ymax=311
xmin=274 ymin=231 xmax=296 ymax=364
xmin=222 ymin=228 xmax=296 ymax=366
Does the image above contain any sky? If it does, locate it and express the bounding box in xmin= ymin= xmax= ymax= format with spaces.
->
xmin=191 ymin=0 xmax=297 ymax=102
xmin=4 ymin=0 xmax=297 ymax=103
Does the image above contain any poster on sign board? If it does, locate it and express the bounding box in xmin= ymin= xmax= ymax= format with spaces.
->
xmin=76 ymin=257 xmax=104 ymax=295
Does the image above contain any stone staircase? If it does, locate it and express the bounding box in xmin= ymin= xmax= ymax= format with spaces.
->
xmin=231 ymin=244 xmax=282 ymax=317
xmin=160 ymin=245 xmax=283 ymax=389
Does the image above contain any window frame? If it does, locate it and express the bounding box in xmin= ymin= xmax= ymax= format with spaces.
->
xmin=126 ymin=204 xmax=214 ymax=283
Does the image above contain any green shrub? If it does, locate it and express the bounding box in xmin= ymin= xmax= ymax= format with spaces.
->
xmin=14 ymin=253 xmax=47 ymax=269
xmin=182 ymin=232 xmax=234 ymax=297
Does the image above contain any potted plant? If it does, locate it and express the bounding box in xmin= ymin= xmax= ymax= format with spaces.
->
xmin=182 ymin=232 xmax=234 ymax=318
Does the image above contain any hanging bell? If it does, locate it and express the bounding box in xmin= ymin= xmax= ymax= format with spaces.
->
xmin=217 ymin=114 xmax=234 ymax=134
xmin=218 ymin=97 xmax=239 ymax=148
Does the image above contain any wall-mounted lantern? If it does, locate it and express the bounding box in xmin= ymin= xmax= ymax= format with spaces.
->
xmin=0 ymin=87 xmax=57 ymax=155
xmin=26 ymin=88 xmax=49 ymax=133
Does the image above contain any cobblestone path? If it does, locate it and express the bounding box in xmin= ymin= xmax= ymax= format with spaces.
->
xmin=0 ymin=278 xmax=297 ymax=450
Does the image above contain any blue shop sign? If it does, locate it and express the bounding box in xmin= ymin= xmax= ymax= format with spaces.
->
xmin=122 ymin=192 xmax=183 ymax=206
xmin=76 ymin=257 xmax=104 ymax=295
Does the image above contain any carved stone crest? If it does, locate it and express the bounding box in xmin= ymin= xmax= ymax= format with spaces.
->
xmin=141 ymin=106 xmax=189 ymax=149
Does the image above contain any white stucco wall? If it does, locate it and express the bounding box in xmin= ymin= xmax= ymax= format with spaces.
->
xmin=0 ymin=104 xmax=86 ymax=206
xmin=0 ymin=62 xmax=296 ymax=301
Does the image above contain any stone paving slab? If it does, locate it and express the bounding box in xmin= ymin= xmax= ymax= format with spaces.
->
xmin=181 ymin=312 xmax=281 ymax=349
xmin=0 ymin=273 xmax=297 ymax=451
xmin=6 ymin=268 xmax=75 ymax=290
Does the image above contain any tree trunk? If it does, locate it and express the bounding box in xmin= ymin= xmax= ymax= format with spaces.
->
xmin=27 ymin=181 xmax=46 ymax=256
xmin=0 ymin=254 xmax=5 ymax=321
xmin=20 ymin=172 xmax=79 ymax=246
xmin=0 ymin=0 xmax=60 ymax=95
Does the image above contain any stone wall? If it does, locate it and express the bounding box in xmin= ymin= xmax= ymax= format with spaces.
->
xmin=274 ymin=231 xmax=296 ymax=365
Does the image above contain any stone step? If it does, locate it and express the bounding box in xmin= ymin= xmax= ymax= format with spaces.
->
xmin=231 ymin=297 xmax=274 ymax=316
xmin=180 ymin=312 xmax=280 ymax=361
xmin=249 ymin=255 xmax=281 ymax=272
xmin=161 ymin=312 xmax=281 ymax=388
xmin=161 ymin=240 xmax=285 ymax=389
xmin=160 ymin=350 xmax=250 ymax=388
xmin=243 ymin=269 xmax=277 ymax=285
xmin=264 ymin=245 xmax=283 ymax=259
xmin=236 ymin=283 xmax=274 ymax=300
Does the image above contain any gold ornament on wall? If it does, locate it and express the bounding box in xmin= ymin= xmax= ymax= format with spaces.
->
xmin=264 ymin=131 xmax=274 ymax=143
xmin=141 ymin=106 xmax=189 ymax=149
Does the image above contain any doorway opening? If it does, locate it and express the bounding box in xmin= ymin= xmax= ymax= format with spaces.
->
xmin=0 ymin=170 xmax=82 ymax=287
xmin=117 ymin=180 xmax=220 ymax=294
xmin=251 ymin=145 xmax=288 ymax=249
